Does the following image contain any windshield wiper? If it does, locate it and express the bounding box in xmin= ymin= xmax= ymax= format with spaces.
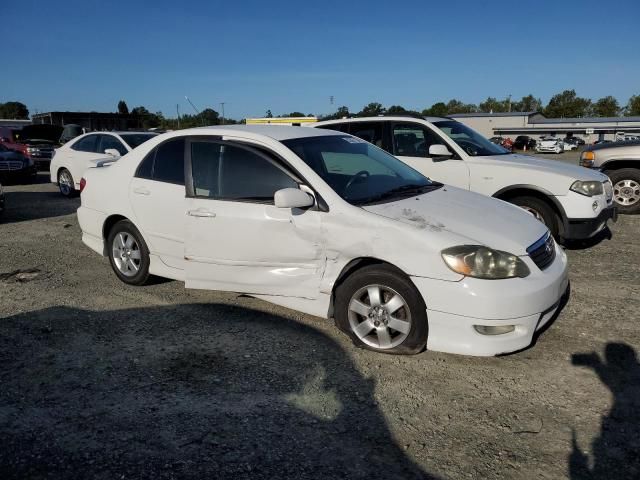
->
xmin=355 ymin=183 xmax=441 ymax=205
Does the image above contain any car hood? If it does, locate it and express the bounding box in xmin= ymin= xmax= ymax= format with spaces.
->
xmin=19 ymin=125 xmax=63 ymax=144
xmin=473 ymin=153 xmax=607 ymax=181
xmin=362 ymin=186 xmax=548 ymax=255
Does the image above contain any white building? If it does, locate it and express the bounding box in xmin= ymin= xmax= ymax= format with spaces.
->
xmin=449 ymin=112 xmax=640 ymax=143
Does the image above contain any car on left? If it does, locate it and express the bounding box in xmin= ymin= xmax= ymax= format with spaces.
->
xmin=50 ymin=131 xmax=157 ymax=196
xmin=0 ymin=143 xmax=36 ymax=180
xmin=0 ymin=181 xmax=5 ymax=217
xmin=0 ymin=124 xmax=63 ymax=170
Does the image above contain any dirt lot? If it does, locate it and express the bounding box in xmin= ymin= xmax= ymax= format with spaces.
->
xmin=1 ymin=167 xmax=639 ymax=479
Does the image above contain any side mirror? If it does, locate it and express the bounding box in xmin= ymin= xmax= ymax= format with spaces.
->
xmin=104 ymin=148 xmax=121 ymax=158
xmin=429 ymin=144 xmax=453 ymax=160
xmin=274 ymin=188 xmax=314 ymax=209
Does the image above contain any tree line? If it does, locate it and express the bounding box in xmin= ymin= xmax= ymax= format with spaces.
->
xmin=2 ymin=91 xmax=640 ymax=126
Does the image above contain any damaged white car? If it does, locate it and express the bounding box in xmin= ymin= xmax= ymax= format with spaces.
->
xmin=78 ymin=126 xmax=569 ymax=356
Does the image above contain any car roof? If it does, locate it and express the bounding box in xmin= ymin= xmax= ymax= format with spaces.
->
xmin=176 ymin=125 xmax=344 ymax=141
xmin=315 ymin=116 xmax=451 ymax=124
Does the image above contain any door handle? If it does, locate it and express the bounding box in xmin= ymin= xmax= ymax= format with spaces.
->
xmin=187 ymin=209 xmax=216 ymax=218
xmin=133 ymin=187 xmax=150 ymax=195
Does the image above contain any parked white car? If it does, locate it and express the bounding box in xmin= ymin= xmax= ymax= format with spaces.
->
xmin=311 ymin=117 xmax=615 ymax=241
xmin=78 ymin=125 xmax=569 ymax=357
xmin=50 ymin=131 xmax=157 ymax=196
xmin=535 ymin=136 xmax=565 ymax=154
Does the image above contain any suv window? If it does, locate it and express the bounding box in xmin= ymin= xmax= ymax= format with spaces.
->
xmin=135 ymin=138 xmax=185 ymax=185
xmin=98 ymin=135 xmax=127 ymax=156
xmin=190 ymin=141 xmax=297 ymax=202
xmin=392 ymin=124 xmax=445 ymax=157
xmin=349 ymin=122 xmax=384 ymax=148
xmin=71 ymin=135 xmax=98 ymax=153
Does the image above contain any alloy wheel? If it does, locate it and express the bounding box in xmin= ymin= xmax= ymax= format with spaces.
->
xmin=111 ymin=232 xmax=142 ymax=277
xmin=347 ymin=284 xmax=412 ymax=349
xmin=59 ymin=171 xmax=73 ymax=196
xmin=613 ymin=179 xmax=640 ymax=206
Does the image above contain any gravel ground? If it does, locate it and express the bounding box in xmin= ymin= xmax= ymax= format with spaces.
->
xmin=1 ymin=165 xmax=639 ymax=479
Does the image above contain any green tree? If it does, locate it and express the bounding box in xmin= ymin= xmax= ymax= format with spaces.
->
xmin=200 ymin=108 xmax=220 ymax=126
xmin=279 ymin=111 xmax=306 ymax=117
xmin=265 ymin=109 xmax=273 ymax=118
xmin=422 ymin=102 xmax=448 ymax=117
xmin=592 ymin=96 xmax=620 ymax=117
xmin=478 ymin=97 xmax=509 ymax=113
xmin=386 ymin=105 xmax=407 ymax=114
xmin=624 ymin=95 xmax=640 ymax=116
xmin=445 ymin=99 xmax=477 ymax=114
xmin=358 ymin=102 xmax=385 ymax=116
xmin=544 ymin=89 xmax=592 ymax=118
xmin=131 ymin=106 xmax=162 ymax=129
xmin=117 ymin=100 xmax=129 ymax=115
xmin=0 ymin=101 xmax=29 ymax=119
xmin=512 ymin=94 xmax=543 ymax=112
xmin=320 ymin=106 xmax=350 ymax=121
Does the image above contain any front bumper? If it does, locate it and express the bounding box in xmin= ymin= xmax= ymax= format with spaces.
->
xmin=565 ymin=205 xmax=617 ymax=240
xmin=411 ymin=243 xmax=569 ymax=356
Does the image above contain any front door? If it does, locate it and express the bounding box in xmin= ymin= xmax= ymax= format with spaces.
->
xmin=184 ymin=139 xmax=324 ymax=299
xmin=391 ymin=123 xmax=470 ymax=189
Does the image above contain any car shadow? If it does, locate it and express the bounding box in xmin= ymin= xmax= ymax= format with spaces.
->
xmin=563 ymin=227 xmax=612 ymax=251
xmin=1 ymin=189 xmax=79 ymax=224
xmin=0 ymin=304 xmax=436 ymax=479
xmin=569 ymin=343 xmax=640 ymax=479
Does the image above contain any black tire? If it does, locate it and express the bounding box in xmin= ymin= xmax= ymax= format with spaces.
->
xmin=509 ymin=195 xmax=560 ymax=239
xmin=334 ymin=264 xmax=428 ymax=355
xmin=57 ymin=168 xmax=77 ymax=197
xmin=106 ymin=220 xmax=151 ymax=286
xmin=607 ymin=168 xmax=640 ymax=214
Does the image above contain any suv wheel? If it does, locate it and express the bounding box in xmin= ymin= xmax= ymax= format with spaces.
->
xmin=509 ymin=196 xmax=560 ymax=239
xmin=107 ymin=220 xmax=151 ymax=285
xmin=58 ymin=169 xmax=77 ymax=197
xmin=608 ymin=169 xmax=640 ymax=214
xmin=335 ymin=264 xmax=428 ymax=355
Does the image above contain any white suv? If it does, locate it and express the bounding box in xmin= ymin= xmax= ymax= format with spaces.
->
xmin=312 ymin=117 xmax=616 ymax=242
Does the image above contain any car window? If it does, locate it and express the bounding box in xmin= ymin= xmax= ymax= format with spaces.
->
xmin=392 ymin=124 xmax=446 ymax=158
xmin=321 ymin=151 xmax=395 ymax=176
xmin=71 ymin=135 xmax=99 ymax=153
xmin=433 ymin=120 xmax=509 ymax=156
xmin=349 ymin=122 xmax=384 ymax=148
xmin=98 ymin=135 xmax=127 ymax=156
xmin=190 ymin=141 xmax=297 ymax=202
xmin=119 ymin=133 xmax=157 ymax=149
xmin=153 ymin=138 xmax=185 ymax=185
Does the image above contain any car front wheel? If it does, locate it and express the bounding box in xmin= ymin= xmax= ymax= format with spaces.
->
xmin=509 ymin=196 xmax=560 ymax=239
xmin=608 ymin=168 xmax=640 ymax=214
xmin=57 ymin=168 xmax=77 ymax=197
xmin=107 ymin=220 xmax=151 ymax=285
xmin=335 ymin=264 xmax=428 ymax=355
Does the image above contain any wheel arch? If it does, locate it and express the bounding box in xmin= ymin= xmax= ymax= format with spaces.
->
xmin=492 ymin=184 xmax=568 ymax=236
xmin=600 ymin=159 xmax=640 ymax=173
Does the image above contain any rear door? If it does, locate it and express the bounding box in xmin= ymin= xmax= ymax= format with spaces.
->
xmin=129 ymin=137 xmax=187 ymax=270
xmin=67 ymin=134 xmax=103 ymax=187
xmin=184 ymin=138 xmax=324 ymax=298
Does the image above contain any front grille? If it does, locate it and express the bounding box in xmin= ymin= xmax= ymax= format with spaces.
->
xmin=0 ymin=161 xmax=25 ymax=171
xmin=527 ymin=232 xmax=556 ymax=271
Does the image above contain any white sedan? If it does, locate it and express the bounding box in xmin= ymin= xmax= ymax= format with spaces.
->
xmin=50 ymin=131 xmax=157 ymax=196
xmin=77 ymin=126 xmax=569 ymax=356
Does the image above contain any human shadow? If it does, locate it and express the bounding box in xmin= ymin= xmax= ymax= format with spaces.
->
xmin=569 ymin=343 xmax=640 ymax=479
xmin=0 ymin=304 xmax=435 ymax=479
xmin=0 ymin=189 xmax=78 ymax=224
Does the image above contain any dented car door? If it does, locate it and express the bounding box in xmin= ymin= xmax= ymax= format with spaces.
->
xmin=183 ymin=138 xmax=325 ymax=298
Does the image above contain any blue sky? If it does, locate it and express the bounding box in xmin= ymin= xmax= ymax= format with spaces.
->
xmin=3 ymin=0 xmax=639 ymax=119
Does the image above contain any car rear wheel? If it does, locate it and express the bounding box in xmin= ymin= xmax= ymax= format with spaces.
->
xmin=107 ymin=220 xmax=151 ymax=285
xmin=57 ymin=169 xmax=77 ymax=197
xmin=608 ymin=168 xmax=640 ymax=214
xmin=509 ymin=196 xmax=560 ymax=239
xmin=335 ymin=264 xmax=428 ymax=355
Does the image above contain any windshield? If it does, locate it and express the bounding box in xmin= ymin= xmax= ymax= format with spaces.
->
xmin=283 ymin=135 xmax=440 ymax=205
xmin=120 ymin=133 xmax=157 ymax=149
xmin=433 ymin=120 xmax=509 ymax=156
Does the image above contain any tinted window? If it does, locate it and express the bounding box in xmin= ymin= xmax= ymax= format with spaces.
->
xmin=136 ymin=149 xmax=154 ymax=179
xmin=71 ymin=135 xmax=98 ymax=152
xmin=98 ymin=135 xmax=127 ymax=156
xmin=349 ymin=122 xmax=384 ymax=148
xmin=190 ymin=141 xmax=297 ymax=202
xmin=153 ymin=138 xmax=185 ymax=185
xmin=119 ymin=133 xmax=157 ymax=149
xmin=393 ymin=124 xmax=447 ymax=158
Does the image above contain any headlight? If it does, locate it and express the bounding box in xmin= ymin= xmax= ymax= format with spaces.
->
xmin=580 ymin=151 xmax=595 ymax=167
xmin=570 ymin=180 xmax=603 ymax=196
xmin=441 ymin=245 xmax=530 ymax=279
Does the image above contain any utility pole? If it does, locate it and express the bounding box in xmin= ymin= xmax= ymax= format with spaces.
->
xmin=176 ymin=104 xmax=180 ymax=129
xmin=220 ymin=102 xmax=226 ymax=125
xmin=329 ymin=95 xmax=334 ymax=105
xmin=507 ymin=94 xmax=512 ymax=112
